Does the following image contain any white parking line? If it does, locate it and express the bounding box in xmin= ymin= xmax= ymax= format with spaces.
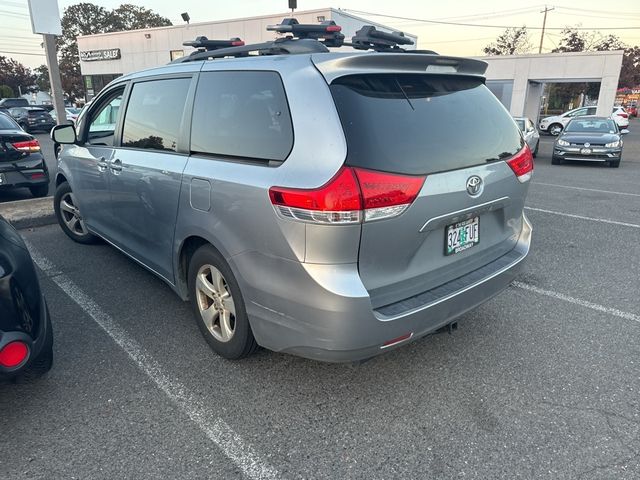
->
xmin=533 ymin=182 xmax=640 ymax=198
xmin=524 ymin=206 xmax=640 ymax=229
xmin=513 ymin=281 xmax=640 ymax=324
xmin=25 ymin=242 xmax=280 ymax=480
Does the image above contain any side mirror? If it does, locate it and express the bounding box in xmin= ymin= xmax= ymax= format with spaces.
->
xmin=620 ymin=129 xmax=629 ymax=135
xmin=51 ymin=123 xmax=77 ymax=144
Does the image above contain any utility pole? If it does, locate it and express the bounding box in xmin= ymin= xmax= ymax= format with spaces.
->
xmin=538 ymin=5 xmax=554 ymax=54
xmin=27 ymin=0 xmax=66 ymax=123
xmin=43 ymin=34 xmax=67 ymax=125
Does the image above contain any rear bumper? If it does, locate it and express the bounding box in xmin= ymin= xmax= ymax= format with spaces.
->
xmin=238 ymin=214 xmax=532 ymax=362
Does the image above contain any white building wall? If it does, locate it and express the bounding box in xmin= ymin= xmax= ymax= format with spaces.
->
xmin=479 ymin=51 xmax=624 ymax=118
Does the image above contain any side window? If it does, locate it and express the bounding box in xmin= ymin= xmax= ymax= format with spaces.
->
xmin=87 ymin=90 xmax=124 ymax=146
xmin=587 ymin=107 xmax=597 ymax=115
xmin=122 ymin=78 xmax=191 ymax=152
xmin=191 ymin=71 xmax=293 ymax=161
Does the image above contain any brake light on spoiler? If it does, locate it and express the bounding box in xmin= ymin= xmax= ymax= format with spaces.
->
xmin=269 ymin=167 xmax=425 ymax=224
xmin=506 ymin=144 xmax=534 ymax=183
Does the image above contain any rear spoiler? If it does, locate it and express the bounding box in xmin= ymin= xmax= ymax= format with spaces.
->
xmin=311 ymin=53 xmax=488 ymax=84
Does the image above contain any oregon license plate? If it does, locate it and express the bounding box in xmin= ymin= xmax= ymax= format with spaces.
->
xmin=445 ymin=217 xmax=479 ymax=256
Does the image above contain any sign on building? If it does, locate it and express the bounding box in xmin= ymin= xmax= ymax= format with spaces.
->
xmin=80 ymin=49 xmax=122 ymax=62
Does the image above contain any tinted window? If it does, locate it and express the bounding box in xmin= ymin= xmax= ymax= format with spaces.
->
xmin=88 ymin=90 xmax=123 ymax=146
xmin=515 ymin=119 xmax=525 ymax=131
xmin=0 ymin=114 xmax=17 ymax=129
xmin=330 ymin=74 xmax=523 ymax=175
xmin=122 ymin=78 xmax=191 ymax=152
xmin=565 ymin=118 xmax=617 ymax=133
xmin=191 ymin=71 xmax=293 ymax=161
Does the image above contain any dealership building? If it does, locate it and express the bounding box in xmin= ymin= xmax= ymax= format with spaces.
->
xmin=76 ymin=8 xmax=623 ymax=121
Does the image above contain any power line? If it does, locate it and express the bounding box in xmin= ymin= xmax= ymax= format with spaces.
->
xmin=342 ymin=9 xmax=640 ymax=30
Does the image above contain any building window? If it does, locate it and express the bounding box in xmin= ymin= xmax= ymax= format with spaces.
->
xmin=170 ymin=50 xmax=184 ymax=61
xmin=486 ymin=80 xmax=514 ymax=109
xmin=317 ymin=15 xmax=326 ymax=22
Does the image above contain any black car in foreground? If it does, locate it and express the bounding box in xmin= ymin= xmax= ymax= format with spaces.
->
xmin=0 ymin=112 xmax=50 ymax=197
xmin=8 ymin=106 xmax=56 ymax=133
xmin=0 ymin=215 xmax=53 ymax=382
xmin=552 ymin=116 xmax=627 ymax=168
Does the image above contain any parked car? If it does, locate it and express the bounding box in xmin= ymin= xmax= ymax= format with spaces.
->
xmin=0 ymin=112 xmax=50 ymax=197
xmin=0 ymin=215 xmax=53 ymax=382
xmin=0 ymin=98 xmax=29 ymax=109
xmin=50 ymin=107 xmax=82 ymax=123
xmin=539 ymin=106 xmax=597 ymax=135
xmin=51 ymin=22 xmax=533 ymax=362
xmin=514 ymin=117 xmax=540 ymax=157
xmin=612 ymin=106 xmax=630 ymax=129
xmin=626 ymin=103 xmax=638 ymax=117
xmin=8 ymin=107 xmax=56 ymax=133
xmin=552 ymin=116 xmax=627 ymax=168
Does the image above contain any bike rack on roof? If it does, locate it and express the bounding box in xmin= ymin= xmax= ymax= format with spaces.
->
xmin=172 ymin=18 xmax=435 ymax=64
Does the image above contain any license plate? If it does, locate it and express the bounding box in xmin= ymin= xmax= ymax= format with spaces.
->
xmin=40 ymin=119 xmax=46 ymax=123
xmin=0 ymin=173 xmax=5 ymax=184
xmin=580 ymin=148 xmax=591 ymax=155
xmin=445 ymin=217 xmax=479 ymax=256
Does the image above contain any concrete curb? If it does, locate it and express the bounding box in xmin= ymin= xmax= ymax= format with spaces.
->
xmin=0 ymin=197 xmax=56 ymax=229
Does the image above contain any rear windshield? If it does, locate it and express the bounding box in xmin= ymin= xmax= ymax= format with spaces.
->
xmin=330 ymin=74 xmax=523 ymax=175
xmin=0 ymin=114 xmax=17 ymax=129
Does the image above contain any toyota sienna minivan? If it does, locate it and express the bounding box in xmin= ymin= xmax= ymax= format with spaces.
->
xmin=51 ymin=21 xmax=532 ymax=362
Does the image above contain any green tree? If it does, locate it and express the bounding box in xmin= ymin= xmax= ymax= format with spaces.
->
xmin=619 ymin=46 xmax=640 ymax=89
xmin=0 ymin=56 xmax=35 ymax=95
xmin=34 ymin=65 xmax=50 ymax=92
xmin=58 ymin=3 xmax=172 ymax=99
xmin=483 ymin=27 xmax=531 ymax=55
xmin=0 ymin=85 xmax=15 ymax=99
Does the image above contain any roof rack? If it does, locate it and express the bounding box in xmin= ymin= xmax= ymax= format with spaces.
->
xmin=172 ymin=17 xmax=433 ymax=64
xmin=266 ymin=18 xmax=345 ymax=48
xmin=349 ymin=26 xmax=413 ymax=52
xmin=183 ymin=36 xmax=245 ymax=52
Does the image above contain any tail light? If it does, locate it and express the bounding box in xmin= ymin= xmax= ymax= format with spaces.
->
xmin=0 ymin=341 xmax=29 ymax=368
xmin=12 ymin=139 xmax=41 ymax=152
xmin=269 ymin=167 xmax=425 ymax=224
xmin=506 ymin=144 xmax=533 ymax=183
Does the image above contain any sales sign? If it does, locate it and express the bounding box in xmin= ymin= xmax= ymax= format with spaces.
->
xmin=80 ymin=49 xmax=122 ymax=62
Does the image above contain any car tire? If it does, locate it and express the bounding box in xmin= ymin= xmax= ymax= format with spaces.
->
xmin=54 ymin=182 xmax=99 ymax=244
xmin=551 ymin=156 xmax=562 ymax=165
xmin=609 ymin=160 xmax=620 ymax=168
xmin=549 ymin=123 xmax=563 ymax=136
xmin=188 ymin=244 xmax=258 ymax=360
xmin=15 ymin=308 xmax=53 ymax=383
xmin=533 ymin=141 xmax=539 ymax=158
xmin=29 ymin=184 xmax=49 ymax=198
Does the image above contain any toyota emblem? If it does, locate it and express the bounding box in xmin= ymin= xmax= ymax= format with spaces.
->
xmin=466 ymin=175 xmax=483 ymax=196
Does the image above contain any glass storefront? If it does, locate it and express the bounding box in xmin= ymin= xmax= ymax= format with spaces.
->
xmin=83 ymin=74 xmax=122 ymax=101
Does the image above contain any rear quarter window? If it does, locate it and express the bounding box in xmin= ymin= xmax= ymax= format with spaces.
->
xmin=190 ymin=71 xmax=293 ymax=162
xmin=330 ymin=74 xmax=523 ymax=175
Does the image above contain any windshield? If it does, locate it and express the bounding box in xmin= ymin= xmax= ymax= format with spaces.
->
xmin=0 ymin=113 xmax=18 ymax=129
xmin=565 ymin=118 xmax=617 ymax=133
xmin=330 ymin=74 xmax=523 ymax=175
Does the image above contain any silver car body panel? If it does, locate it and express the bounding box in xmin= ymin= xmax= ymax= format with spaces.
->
xmin=57 ymin=52 xmax=532 ymax=362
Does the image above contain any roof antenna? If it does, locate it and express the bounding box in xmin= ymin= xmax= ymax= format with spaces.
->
xmin=288 ymin=0 xmax=297 ymax=13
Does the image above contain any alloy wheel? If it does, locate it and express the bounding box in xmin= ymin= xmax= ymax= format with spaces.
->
xmin=195 ymin=264 xmax=236 ymax=343
xmin=59 ymin=192 xmax=88 ymax=236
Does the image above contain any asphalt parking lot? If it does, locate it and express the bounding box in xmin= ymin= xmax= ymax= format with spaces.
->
xmin=1 ymin=121 xmax=639 ymax=479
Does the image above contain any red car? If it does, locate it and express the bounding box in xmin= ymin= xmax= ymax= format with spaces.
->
xmin=627 ymin=104 xmax=638 ymax=117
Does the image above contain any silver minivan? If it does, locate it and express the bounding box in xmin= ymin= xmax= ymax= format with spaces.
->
xmin=51 ymin=24 xmax=532 ymax=362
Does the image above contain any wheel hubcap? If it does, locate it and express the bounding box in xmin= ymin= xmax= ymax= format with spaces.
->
xmin=60 ymin=192 xmax=88 ymax=236
xmin=195 ymin=264 xmax=236 ymax=343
